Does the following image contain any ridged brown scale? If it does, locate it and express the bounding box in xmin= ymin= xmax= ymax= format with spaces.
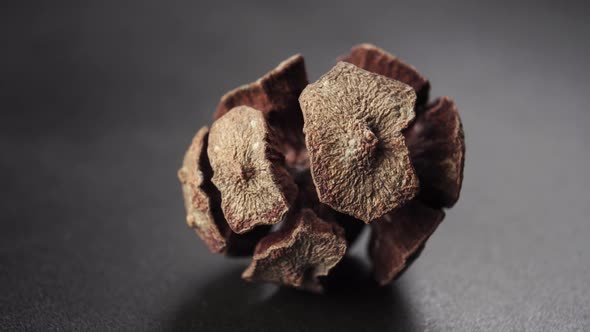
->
xmin=340 ymin=43 xmax=431 ymax=106
xmin=177 ymin=127 xmax=268 ymax=255
xmin=370 ymin=200 xmax=445 ymax=285
xmin=208 ymin=106 xmax=297 ymax=234
xmin=242 ymin=209 xmax=347 ymax=292
xmin=178 ymin=127 xmax=228 ymax=253
xmin=405 ymin=97 xmax=465 ymax=208
xmin=215 ymin=54 xmax=309 ymax=167
xmin=299 ymin=62 xmax=419 ymax=223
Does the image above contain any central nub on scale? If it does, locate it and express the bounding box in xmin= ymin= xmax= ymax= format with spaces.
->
xmin=347 ymin=122 xmax=379 ymax=170
xmin=239 ymin=164 xmax=255 ymax=182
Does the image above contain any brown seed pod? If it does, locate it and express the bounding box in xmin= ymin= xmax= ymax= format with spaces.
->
xmin=405 ymin=97 xmax=465 ymax=208
xmin=299 ymin=62 xmax=420 ymax=223
xmin=369 ymin=200 xmax=445 ymax=285
xmin=178 ymin=127 xmax=268 ymax=255
xmin=208 ymin=106 xmax=297 ymax=234
xmin=340 ymin=43 xmax=430 ymax=106
xmin=242 ymin=208 xmax=347 ymax=292
xmin=215 ymin=54 xmax=309 ymax=167
xmin=178 ymin=44 xmax=466 ymax=290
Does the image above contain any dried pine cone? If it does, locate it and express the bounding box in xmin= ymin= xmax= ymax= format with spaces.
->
xmin=178 ymin=44 xmax=465 ymax=292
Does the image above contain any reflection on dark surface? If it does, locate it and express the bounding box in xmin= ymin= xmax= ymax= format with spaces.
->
xmin=168 ymin=257 xmax=416 ymax=331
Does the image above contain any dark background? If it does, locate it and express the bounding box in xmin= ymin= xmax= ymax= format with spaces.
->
xmin=2 ymin=1 xmax=589 ymax=331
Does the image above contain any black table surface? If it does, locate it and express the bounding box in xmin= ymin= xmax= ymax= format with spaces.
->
xmin=2 ymin=1 xmax=589 ymax=331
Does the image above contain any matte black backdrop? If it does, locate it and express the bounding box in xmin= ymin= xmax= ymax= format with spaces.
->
xmin=2 ymin=1 xmax=589 ymax=331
